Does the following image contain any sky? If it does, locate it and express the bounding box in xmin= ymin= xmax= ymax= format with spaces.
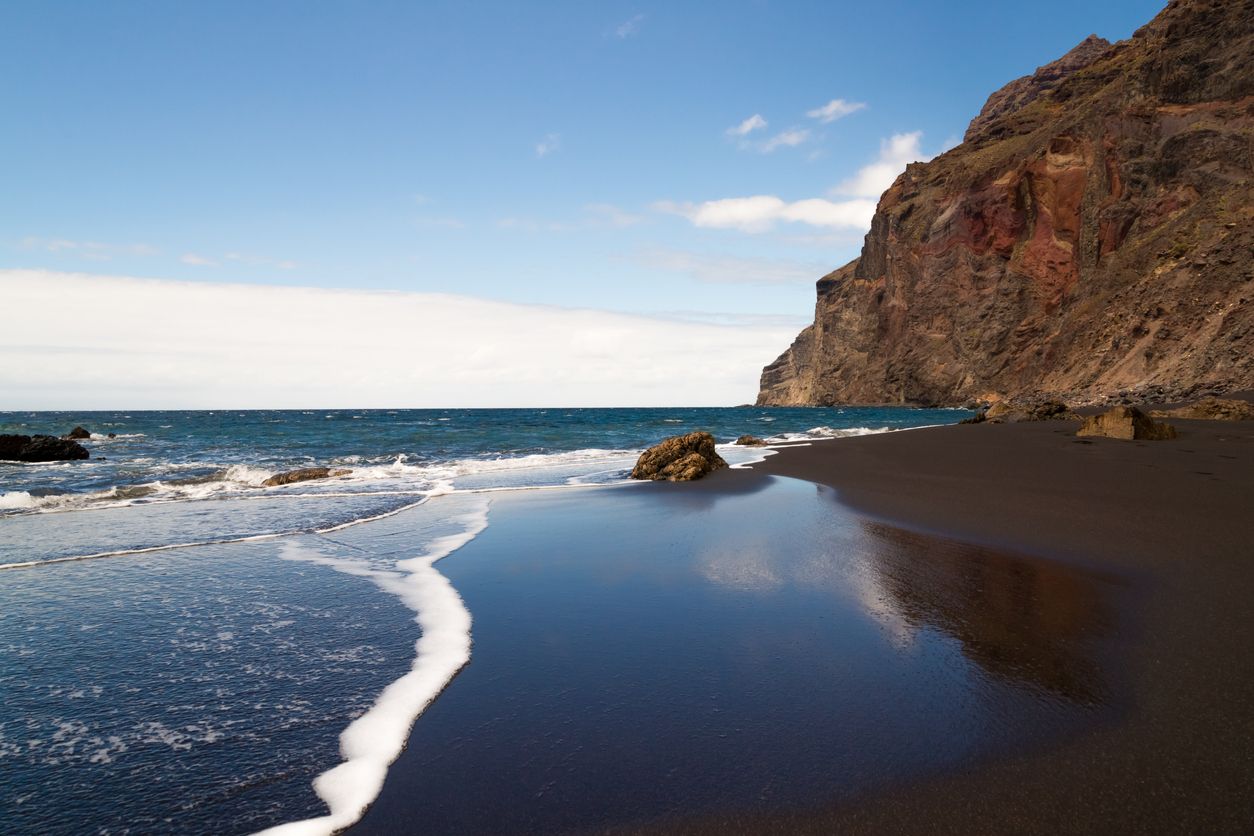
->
xmin=0 ymin=0 xmax=1165 ymax=408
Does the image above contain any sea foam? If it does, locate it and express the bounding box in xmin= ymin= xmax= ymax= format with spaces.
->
xmin=0 ymin=490 xmax=37 ymax=510
xmin=256 ymin=498 xmax=489 ymax=835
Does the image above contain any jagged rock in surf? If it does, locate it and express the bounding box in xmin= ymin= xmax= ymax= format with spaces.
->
xmin=631 ymin=432 xmax=728 ymax=482
xmin=262 ymin=466 xmax=352 ymax=487
xmin=0 ymin=434 xmax=90 ymax=462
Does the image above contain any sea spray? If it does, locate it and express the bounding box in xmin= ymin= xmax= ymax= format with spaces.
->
xmin=256 ymin=498 xmax=489 ymax=835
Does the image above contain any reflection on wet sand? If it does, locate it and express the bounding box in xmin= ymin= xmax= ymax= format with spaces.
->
xmin=856 ymin=519 xmax=1116 ymax=705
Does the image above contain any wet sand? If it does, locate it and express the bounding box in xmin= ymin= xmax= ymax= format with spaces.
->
xmin=345 ymin=417 xmax=1254 ymax=834
xmin=675 ymin=417 xmax=1254 ymax=833
xmin=349 ymin=474 xmax=1130 ymax=834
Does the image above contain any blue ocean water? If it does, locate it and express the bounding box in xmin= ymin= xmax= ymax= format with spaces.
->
xmin=0 ymin=407 xmax=965 ymax=564
xmin=0 ymin=407 xmax=970 ymax=834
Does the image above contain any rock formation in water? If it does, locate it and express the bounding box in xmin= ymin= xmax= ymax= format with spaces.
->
xmin=261 ymin=467 xmax=352 ymax=487
xmin=631 ymin=432 xmax=728 ymax=481
xmin=758 ymin=0 xmax=1253 ymax=407
xmin=0 ymin=434 xmax=90 ymax=462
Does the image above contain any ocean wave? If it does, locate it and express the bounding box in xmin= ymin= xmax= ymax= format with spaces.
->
xmin=0 ymin=448 xmax=638 ymax=518
xmin=764 ymin=425 xmax=893 ymax=443
xmin=0 ymin=491 xmax=37 ymax=510
xmin=260 ymin=500 xmax=489 ymax=836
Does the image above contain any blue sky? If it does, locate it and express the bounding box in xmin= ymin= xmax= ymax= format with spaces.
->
xmin=0 ymin=1 xmax=1166 ymax=407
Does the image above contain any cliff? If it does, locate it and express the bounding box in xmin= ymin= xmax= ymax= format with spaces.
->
xmin=758 ymin=0 xmax=1254 ymax=407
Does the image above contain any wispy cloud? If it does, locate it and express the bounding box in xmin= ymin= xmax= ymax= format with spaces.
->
xmin=637 ymin=248 xmax=829 ymax=286
xmin=614 ymin=14 xmax=645 ymax=38
xmin=535 ymin=133 xmax=562 ymax=158
xmin=0 ymin=269 xmax=797 ymax=408
xmin=832 ymin=131 xmax=929 ymax=198
xmin=757 ymin=128 xmax=811 ymax=153
xmin=18 ymin=237 xmax=158 ymax=261
xmin=726 ymin=114 xmax=768 ymax=137
xmin=180 ymin=253 xmax=218 ymax=267
xmin=806 ymin=98 xmax=866 ymax=123
xmin=413 ymin=216 xmax=466 ymax=230
xmin=654 ymin=195 xmax=876 ymax=233
xmin=729 ymin=123 xmax=811 ymax=154
xmin=583 ymin=203 xmax=643 ymax=228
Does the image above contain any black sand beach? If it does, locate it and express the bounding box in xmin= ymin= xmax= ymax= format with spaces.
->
xmin=666 ymin=417 xmax=1254 ymax=834
xmin=349 ymin=416 xmax=1254 ymax=835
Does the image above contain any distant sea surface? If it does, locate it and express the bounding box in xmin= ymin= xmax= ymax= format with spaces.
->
xmin=0 ymin=407 xmax=967 ymax=564
xmin=0 ymin=407 xmax=969 ymax=834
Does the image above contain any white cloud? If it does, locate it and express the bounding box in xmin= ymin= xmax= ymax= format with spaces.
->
xmin=833 ymin=131 xmax=929 ymax=198
xmin=0 ymin=269 xmax=797 ymax=408
xmin=658 ymin=131 xmax=933 ymax=235
xmin=19 ymin=237 xmax=158 ymax=260
xmin=730 ymin=123 xmax=811 ymax=154
xmin=654 ymin=195 xmax=876 ymax=233
xmin=614 ymin=14 xmax=645 ymax=38
xmin=726 ymin=114 xmax=768 ymax=137
xmin=805 ymin=98 xmax=866 ymax=123
xmin=757 ymin=128 xmax=811 ymax=153
xmin=180 ymin=253 xmax=218 ymax=266
xmin=535 ymin=133 xmax=561 ymax=157
xmin=638 ymin=248 xmax=828 ymax=286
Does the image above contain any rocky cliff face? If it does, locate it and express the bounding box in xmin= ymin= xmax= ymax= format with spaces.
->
xmin=758 ymin=0 xmax=1254 ymax=407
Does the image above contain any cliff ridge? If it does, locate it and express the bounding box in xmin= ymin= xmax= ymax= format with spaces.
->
xmin=758 ymin=0 xmax=1254 ymax=407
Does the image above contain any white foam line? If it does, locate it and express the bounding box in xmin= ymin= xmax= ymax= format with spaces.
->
xmin=0 ymin=532 xmax=290 ymax=571
xmin=312 ymin=496 xmax=437 ymax=534
xmin=258 ymin=500 xmax=490 ymax=836
xmin=0 ymin=495 xmax=440 ymax=571
xmin=0 ymin=488 xmax=438 ymax=518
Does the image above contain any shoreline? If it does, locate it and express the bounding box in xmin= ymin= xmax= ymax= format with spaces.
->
xmin=649 ymin=417 xmax=1254 ymax=832
xmin=349 ymin=467 xmax=1127 ymax=834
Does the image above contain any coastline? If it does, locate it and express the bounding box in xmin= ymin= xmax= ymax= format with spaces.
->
xmin=350 ymin=469 xmax=1127 ymax=834
xmin=7 ymin=411 xmax=1253 ymax=833
xmin=650 ymin=416 xmax=1254 ymax=833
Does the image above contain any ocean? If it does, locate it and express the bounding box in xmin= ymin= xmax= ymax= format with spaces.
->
xmin=0 ymin=407 xmax=970 ymax=834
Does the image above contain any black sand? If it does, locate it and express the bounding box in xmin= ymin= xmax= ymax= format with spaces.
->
xmin=349 ymin=417 xmax=1254 ymax=834
xmin=349 ymin=473 xmax=1127 ymax=834
xmin=664 ymin=417 xmax=1254 ymax=834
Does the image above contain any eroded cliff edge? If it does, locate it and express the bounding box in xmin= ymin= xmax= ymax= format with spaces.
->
xmin=758 ymin=0 xmax=1253 ymax=407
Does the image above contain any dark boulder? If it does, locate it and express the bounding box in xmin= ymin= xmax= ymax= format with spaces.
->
xmin=0 ymin=434 xmax=90 ymax=462
xmin=262 ymin=467 xmax=352 ymax=487
xmin=1077 ymin=407 xmax=1177 ymax=441
xmin=735 ymin=435 xmax=768 ymax=447
xmin=65 ymin=426 xmax=91 ymax=440
xmin=1152 ymin=397 xmax=1254 ymax=421
xmin=631 ymin=432 xmax=728 ymax=482
xmin=983 ymin=399 xmax=1078 ymax=423
xmin=1022 ymin=400 xmax=1080 ymax=421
